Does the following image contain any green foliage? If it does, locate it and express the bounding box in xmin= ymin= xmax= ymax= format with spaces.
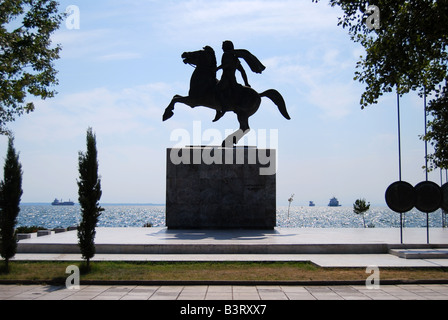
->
xmin=353 ymin=198 xmax=370 ymax=228
xmin=0 ymin=0 xmax=64 ymax=134
xmin=77 ymin=128 xmax=104 ymax=270
xmin=0 ymin=138 xmax=23 ymax=271
xmin=423 ymin=84 xmax=448 ymax=170
xmin=353 ymin=198 xmax=370 ymax=214
xmin=313 ymin=0 xmax=448 ymax=169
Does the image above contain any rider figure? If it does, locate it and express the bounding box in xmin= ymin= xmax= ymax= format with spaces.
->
xmin=214 ymin=40 xmax=252 ymax=122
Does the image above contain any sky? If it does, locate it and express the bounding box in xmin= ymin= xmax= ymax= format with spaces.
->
xmin=0 ymin=0 xmax=443 ymax=206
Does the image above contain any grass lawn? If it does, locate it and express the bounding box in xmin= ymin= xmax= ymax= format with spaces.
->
xmin=1 ymin=261 xmax=448 ymax=283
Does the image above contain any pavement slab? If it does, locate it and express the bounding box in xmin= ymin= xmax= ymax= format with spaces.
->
xmin=1 ymin=284 xmax=448 ymax=300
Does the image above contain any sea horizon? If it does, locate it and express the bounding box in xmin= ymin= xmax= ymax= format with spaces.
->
xmin=16 ymin=203 xmax=448 ymax=230
xmin=22 ymin=202 xmax=166 ymax=206
xmin=22 ymin=202 xmax=390 ymax=207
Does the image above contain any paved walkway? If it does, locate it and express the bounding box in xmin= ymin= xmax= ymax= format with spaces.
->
xmin=2 ymin=284 xmax=448 ymax=300
xmin=10 ymin=252 xmax=448 ymax=267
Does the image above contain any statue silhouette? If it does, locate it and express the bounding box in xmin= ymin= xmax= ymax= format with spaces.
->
xmin=214 ymin=40 xmax=265 ymax=122
xmin=163 ymin=42 xmax=290 ymax=146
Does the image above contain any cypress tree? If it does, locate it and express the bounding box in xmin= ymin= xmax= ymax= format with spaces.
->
xmin=77 ymin=128 xmax=103 ymax=271
xmin=0 ymin=138 xmax=23 ymax=272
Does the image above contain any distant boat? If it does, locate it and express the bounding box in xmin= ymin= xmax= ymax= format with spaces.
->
xmin=52 ymin=198 xmax=75 ymax=206
xmin=328 ymin=197 xmax=341 ymax=207
xmin=309 ymin=201 xmax=315 ymax=207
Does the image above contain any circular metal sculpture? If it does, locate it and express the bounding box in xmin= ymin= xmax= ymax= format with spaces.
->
xmin=385 ymin=181 xmax=416 ymax=213
xmin=414 ymin=181 xmax=442 ymax=213
xmin=442 ymin=183 xmax=448 ymax=212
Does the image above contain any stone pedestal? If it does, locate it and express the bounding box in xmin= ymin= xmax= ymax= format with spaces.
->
xmin=166 ymin=147 xmax=276 ymax=229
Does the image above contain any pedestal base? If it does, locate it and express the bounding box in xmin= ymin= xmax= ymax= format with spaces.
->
xmin=166 ymin=147 xmax=276 ymax=229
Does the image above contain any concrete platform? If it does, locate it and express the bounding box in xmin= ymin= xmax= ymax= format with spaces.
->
xmin=13 ymin=228 xmax=448 ymax=267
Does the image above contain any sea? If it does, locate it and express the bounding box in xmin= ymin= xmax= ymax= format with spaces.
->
xmin=16 ymin=204 xmax=448 ymax=229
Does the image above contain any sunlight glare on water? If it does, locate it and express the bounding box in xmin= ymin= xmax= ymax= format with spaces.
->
xmin=17 ymin=204 xmax=447 ymax=229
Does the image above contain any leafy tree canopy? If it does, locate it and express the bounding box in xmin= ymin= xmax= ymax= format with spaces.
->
xmin=0 ymin=0 xmax=64 ymax=134
xmin=314 ymin=0 xmax=448 ymax=169
xmin=353 ymin=198 xmax=370 ymax=214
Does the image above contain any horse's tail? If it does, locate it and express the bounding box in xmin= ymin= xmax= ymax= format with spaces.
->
xmin=260 ymin=89 xmax=291 ymax=120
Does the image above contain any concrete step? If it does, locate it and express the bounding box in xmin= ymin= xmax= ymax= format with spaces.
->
xmin=18 ymin=243 xmax=391 ymax=255
xmin=389 ymin=248 xmax=448 ymax=259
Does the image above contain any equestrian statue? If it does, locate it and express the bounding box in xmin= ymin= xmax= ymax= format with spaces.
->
xmin=163 ymin=41 xmax=291 ymax=146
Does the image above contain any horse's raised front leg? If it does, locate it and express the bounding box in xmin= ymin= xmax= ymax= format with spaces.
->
xmin=163 ymin=96 xmax=177 ymax=121
xmin=163 ymin=95 xmax=197 ymax=121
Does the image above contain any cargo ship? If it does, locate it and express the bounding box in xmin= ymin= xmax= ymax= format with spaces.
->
xmin=328 ymin=197 xmax=341 ymax=207
xmin=51 ymin=198 xmax=75 ymax=206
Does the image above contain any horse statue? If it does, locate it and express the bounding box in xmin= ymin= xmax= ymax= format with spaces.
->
xmin=162 ymin=45 xmax=291 ymax=146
